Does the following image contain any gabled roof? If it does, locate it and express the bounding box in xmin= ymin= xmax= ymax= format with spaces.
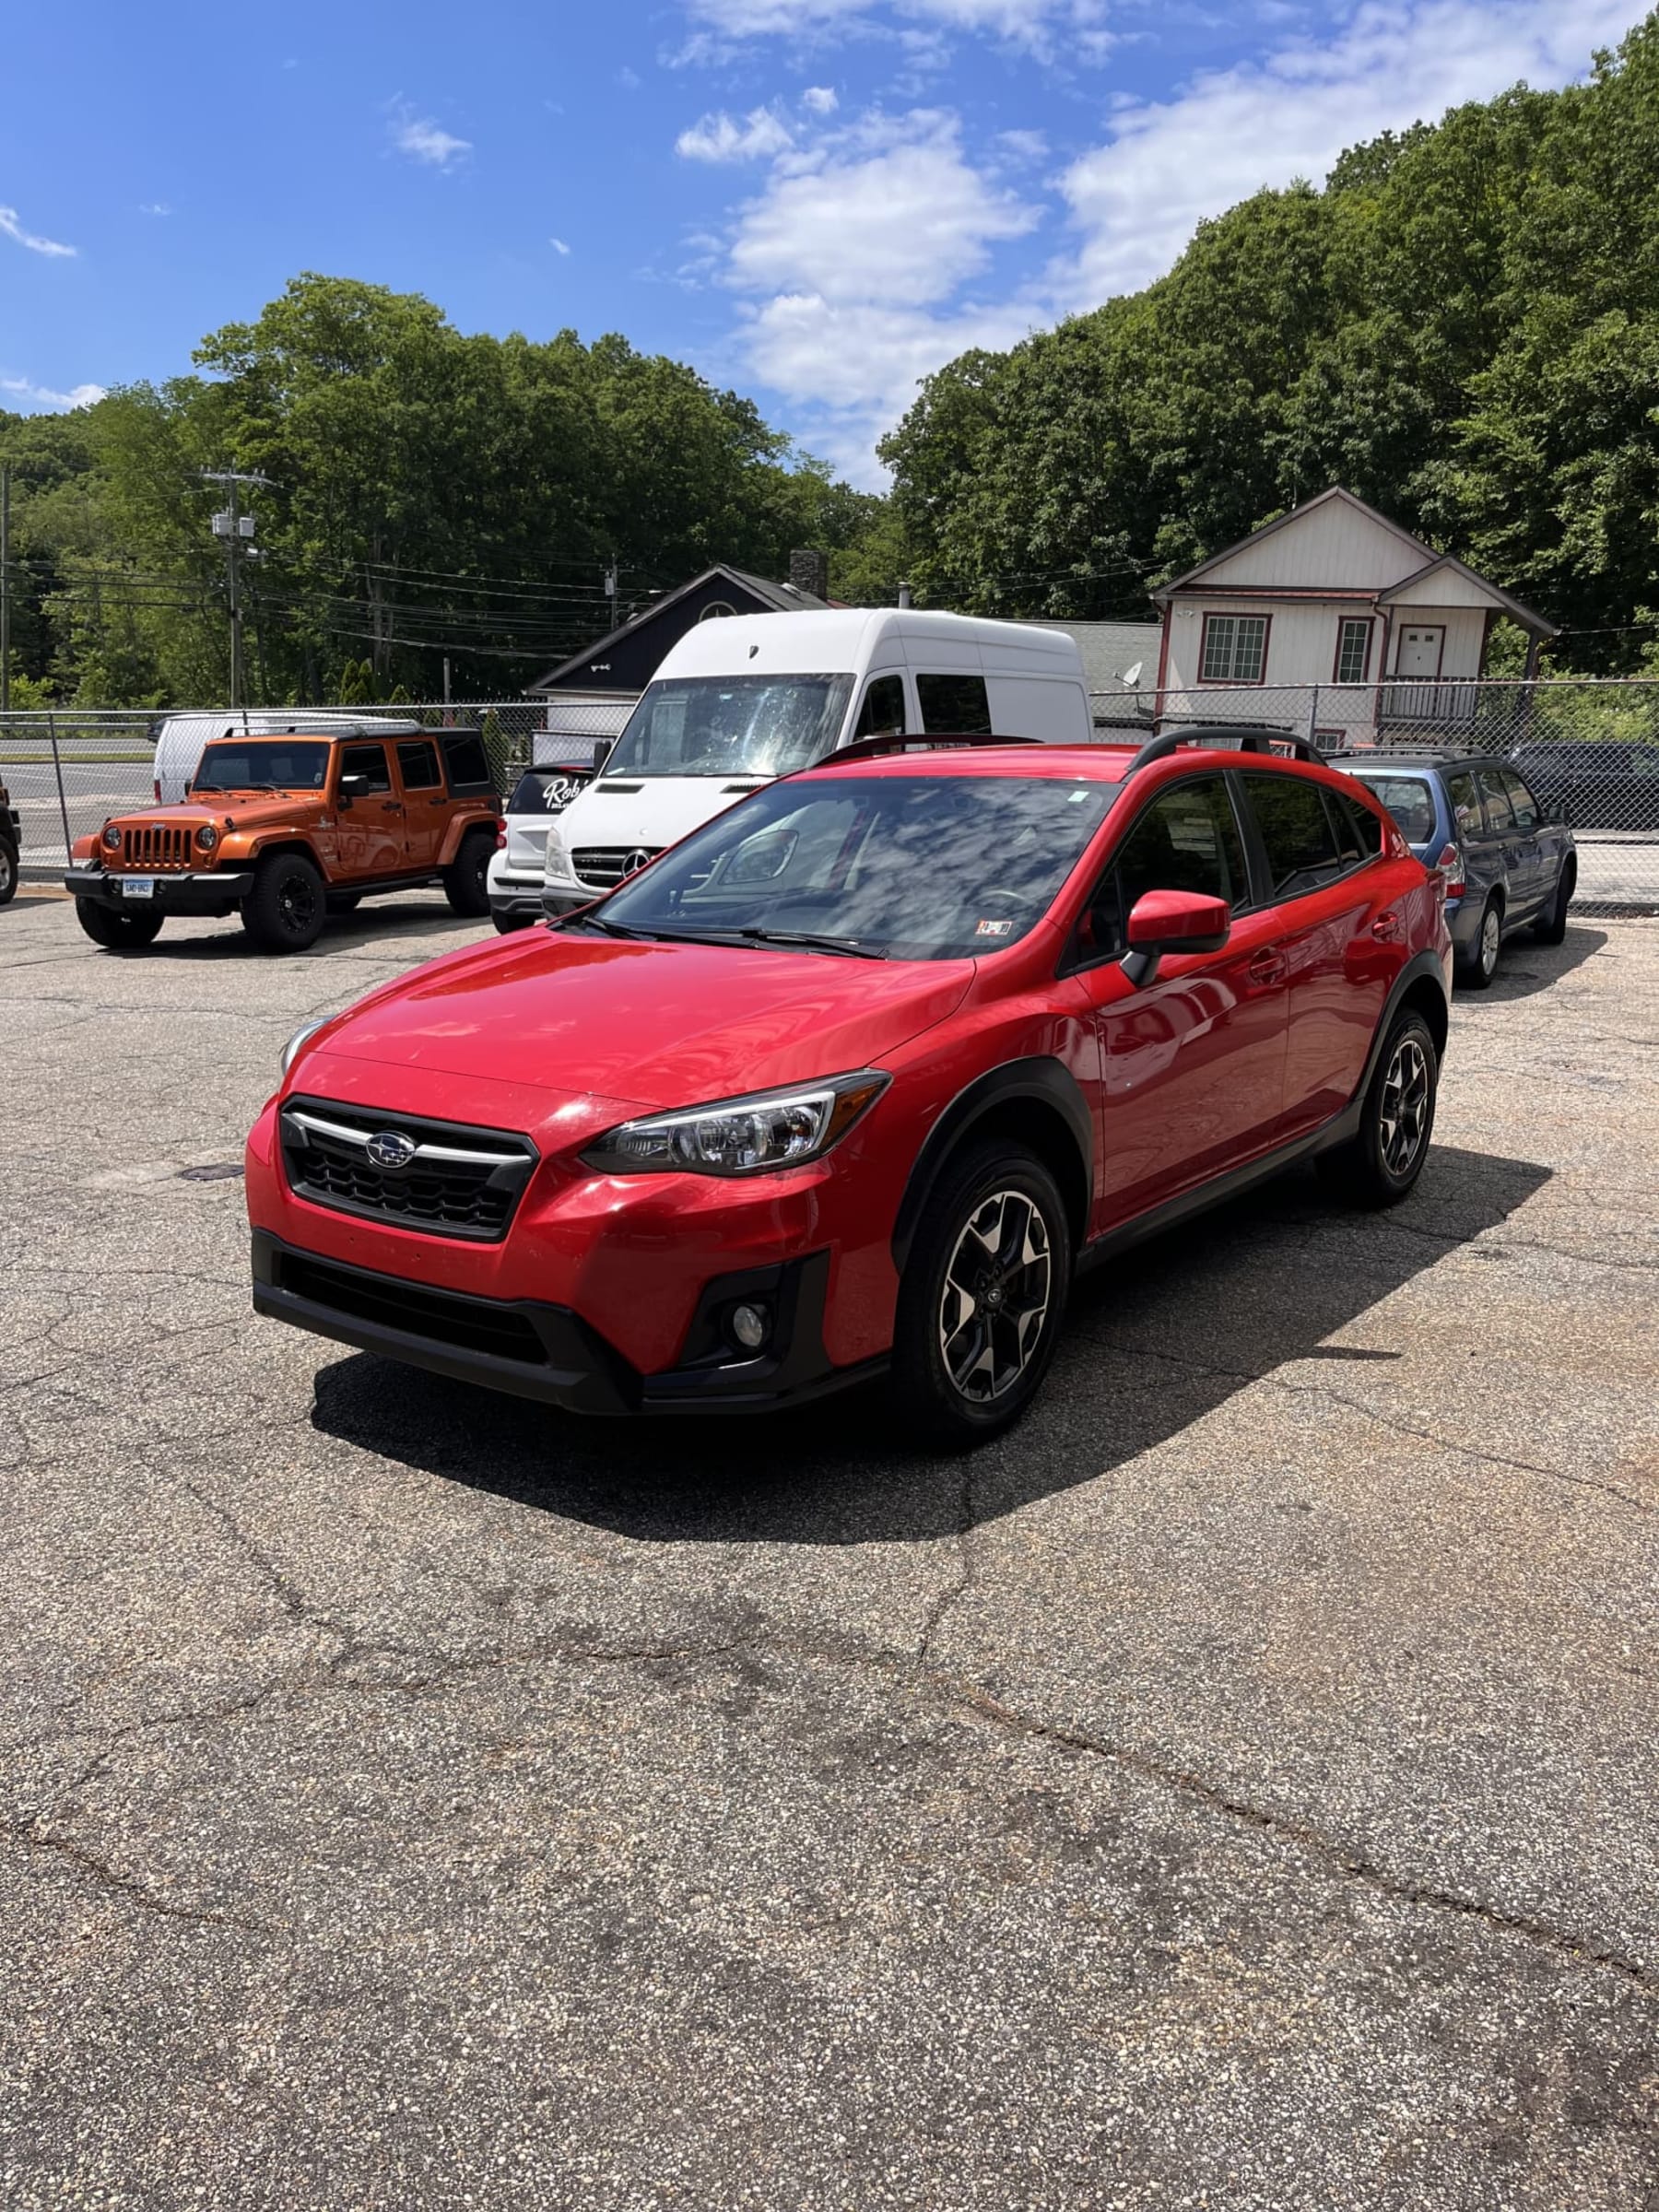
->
xmin=527 ymin=561 xmax=829 ymax=694
xmin=1154 ymin=488 xmax=1436 ymax=599
xmin=1152 ymin=485 xmax=1555 ymax=636
xmin=1375 ymin=553 xmax=1558 ymax=638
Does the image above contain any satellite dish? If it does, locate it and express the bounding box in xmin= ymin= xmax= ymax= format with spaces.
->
xmin=1122 ymin=661 xmax=1144 ymax=688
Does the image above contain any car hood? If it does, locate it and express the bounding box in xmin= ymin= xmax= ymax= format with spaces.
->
xmin=305 ymin=931 xmax=974 ymax=1111
xmin=114 ymin=796 xmax=322 ymax=832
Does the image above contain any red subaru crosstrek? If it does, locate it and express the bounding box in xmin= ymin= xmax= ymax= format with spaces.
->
xmin=247 ymin=728 xmax=1452 ymax=1441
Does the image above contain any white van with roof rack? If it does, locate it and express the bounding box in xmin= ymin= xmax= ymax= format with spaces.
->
xmin=151 ymin=711 xmax=425 ymax=804
xmin=539 ymin=609 xmax=1091 ymax=915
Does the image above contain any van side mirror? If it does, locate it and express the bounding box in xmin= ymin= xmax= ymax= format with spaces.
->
xmin=592 ymin=739 xmax=614 ymax=773
xmin=1121 ymin=888 xmax=1230 ymax=987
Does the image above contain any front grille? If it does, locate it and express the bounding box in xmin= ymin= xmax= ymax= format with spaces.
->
xmin=279 ymin=1097 xmax=537 ymax=1243
xmin=276 ymin=1250 xmax=547 ymax=1365
xmin=571 ymin=845 xmax=662 ymax=890
xmin=118 ymin=823 xmax=196 ymax=869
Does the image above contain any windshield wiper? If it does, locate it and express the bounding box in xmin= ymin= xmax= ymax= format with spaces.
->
xmin=557 ymin=912 xmax=651 ymax=939
xmin=732 ymin=926 xmax=887 ymax=960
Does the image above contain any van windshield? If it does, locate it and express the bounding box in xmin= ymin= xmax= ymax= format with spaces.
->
xmin=603 ymin=675 xmax=854 ymax=780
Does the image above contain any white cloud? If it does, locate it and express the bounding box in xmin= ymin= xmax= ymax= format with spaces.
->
xmin=727 ymin=110 xmax=1038 ymax=305
xmin=677 ymin=105 xmax=796 ymax=161
xmin=138 ymin=202 xmax=172 ymax=217
xmin=1057 ymin=0 xmax=1645 ymax=305
xmin=1 ymin=376 xmax=106 ymax=411
xmin=802 ymin=85 xmax=839 ymax=112
xmin=389 ymin=104 xmax=471 ymax=170
xmin=680 ymin=0 xmax=1105 ymax=43
xmin=0 ymin=206 xmax=76 ymax=257
xmin=550 ymin=235 xmax=571 ymax=254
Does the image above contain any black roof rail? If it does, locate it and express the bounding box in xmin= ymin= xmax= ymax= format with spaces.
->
xmin=1124 ymin=723 xmax=1328 ymax=777
xmin=801 ymin=731 xmax=1045 ymax=771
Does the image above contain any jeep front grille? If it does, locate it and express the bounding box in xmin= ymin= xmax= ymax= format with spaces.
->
xmin=571 ymin=846 xmax=662 ymax=890
xmin=278 ymin=1098 xmax=537 ymax=1243
xmin=117 ymin=823 xmax=196 ymax=869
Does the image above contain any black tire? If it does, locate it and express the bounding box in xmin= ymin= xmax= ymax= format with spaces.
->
xmin=492 ymin=909 xmax=533 ymax=934
xmin=1456 ymin=896 xmax=1501 ymax=990
xmin=1532 ymin=857 xmax=1575 ymax=945
xmin=75 ymin=896 xmax=164 ymax=950
xmin=242 ymin=851 xmax=326 ymax=954
xmin=1316 ymin=1008 xmax=1438 ymax=1209
xmin=443 ymin=830 xmax=494 ymax=918
xmin=0 ymin=835 xmax=17 ymax=907
xmin=891 ymin=1140 xmax=1071 ymax=1447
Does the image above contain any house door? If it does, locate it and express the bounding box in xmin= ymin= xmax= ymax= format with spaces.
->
xmin=1395 ymin=626 xmax=1443 ymax=679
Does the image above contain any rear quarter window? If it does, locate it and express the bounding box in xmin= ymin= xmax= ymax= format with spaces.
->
xmin=441 ymin=733 xmax=494 ymax=793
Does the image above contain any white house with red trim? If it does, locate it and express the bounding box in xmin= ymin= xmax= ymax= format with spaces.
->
xmin=1151 ymin=487 xmax=1557 ymax=747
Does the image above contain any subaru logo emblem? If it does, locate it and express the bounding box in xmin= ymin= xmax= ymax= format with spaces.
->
xmin=622 ymin=849 xmax=652 ymax=877
xmin=366 ymin=1129 xmax=418 ymax=1171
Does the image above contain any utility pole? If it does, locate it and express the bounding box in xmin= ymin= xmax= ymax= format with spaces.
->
xmin=605 ymin=559 xmax=618 ymax=634
xmin=201 ymin=468 xmax=271 ymax=706
xmin=1 ymin=462 xmax=10 ymax=716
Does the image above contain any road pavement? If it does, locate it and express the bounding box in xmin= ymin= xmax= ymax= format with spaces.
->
xmin=1 ymin=893 xmax=1656 ymax=2208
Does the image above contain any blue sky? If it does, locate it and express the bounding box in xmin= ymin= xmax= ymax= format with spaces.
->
xmin=1 ymin=0 xmax=1646 ymax=485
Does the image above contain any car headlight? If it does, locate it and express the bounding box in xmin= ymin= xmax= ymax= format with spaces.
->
xmin=280 ymin=1018 xmax=329 ymax=1077
xmin=102 ymin=822 xmax=122 ymax=849
xmin=543 ymin=826 xmax=568 ymax=878
xmin=582 ymin=1071 xmax=888 ymax=1178
xmin=196 ymin=823 xmax=218 ymax=852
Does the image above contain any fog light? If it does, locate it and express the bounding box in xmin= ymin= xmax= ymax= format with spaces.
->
xmin=729 ymin=1302 xmax=770 ymax=1352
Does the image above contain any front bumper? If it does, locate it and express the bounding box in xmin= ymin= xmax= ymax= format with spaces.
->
xmin=488 ymin=869 xmax=548 ymax=923
xmin=252 ymin=1230 xmax=880 ymax=1415
xmin=66 ymin=866 xmax=253 ymax=916
xmin=540 ymin=882 xmax=592 ymax=919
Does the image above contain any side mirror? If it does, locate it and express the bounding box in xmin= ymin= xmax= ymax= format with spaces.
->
xmin=592 ymin=739 xmax=614 ymax=773
xmin=338 ymin=772 xmax=371 ymax=802
xmin=1121 ymin=888 xmax=1230 ymax=986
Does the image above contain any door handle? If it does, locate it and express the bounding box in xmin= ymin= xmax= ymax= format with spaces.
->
xmin=1248 ymin=949 xmax=1287 ymax=983
xmin=380 ymin=801 xmax=403 ymax=814
xmin=1371 ymin=913 xmax=1401 ymax=942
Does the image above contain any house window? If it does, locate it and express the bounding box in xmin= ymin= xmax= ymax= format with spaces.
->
xmin=1198 ymin=614 xmax=1267 ymax=685
xmin=1334 ymin=618 xmax=1372 ymax=685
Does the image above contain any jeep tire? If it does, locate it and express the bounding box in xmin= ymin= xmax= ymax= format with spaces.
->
xmin=243 ymin=851 xmax=326 ymax=954
xmin=443 ymin=829 xmax=494 ymax=918
xmin=76 ymin=896 xmax=164 ymax=950
xmin=0 ymin=833 xmax=18 ymax=907
xmin=892 ymin=1139 xmax=1071 ymax=1447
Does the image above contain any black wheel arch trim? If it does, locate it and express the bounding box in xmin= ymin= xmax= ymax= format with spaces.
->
xmin=892 ymin=1056 xmax=1092 ymax=1272
xmin=1351 ymin=949 xmax=1448 ymax=1102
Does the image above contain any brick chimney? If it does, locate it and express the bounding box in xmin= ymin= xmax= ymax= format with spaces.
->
xmin=789 ymin=547 xmax=830 ymax=603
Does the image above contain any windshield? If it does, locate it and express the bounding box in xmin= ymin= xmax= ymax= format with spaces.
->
xmin=194 ymin=740 xmax=331 ymax=793
xmin=603 ymin=674 xmax=855 ymax=781
xmin=592 ymin=772 xmax=1118 ymax=961
xmin=507 ymin=768 xmax=587 ymax=815
xmin=1355 ymin=773 xmax=1436 ymax=844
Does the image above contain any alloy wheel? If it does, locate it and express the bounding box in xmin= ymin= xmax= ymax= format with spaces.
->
xmin=1480 ymin=906 xmax=1500 ymax=976
xmin=937 ymin=1189 xmax=1053 ymax=1403
xmin=1378 ymin=1036 xmax=1430 ymax=1179
xmin=278 ymin=870 xmax=319 ymax=937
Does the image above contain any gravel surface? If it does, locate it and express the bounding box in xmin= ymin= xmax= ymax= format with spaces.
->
xmin=2 ymin=891 xmax=1656 ymax=2209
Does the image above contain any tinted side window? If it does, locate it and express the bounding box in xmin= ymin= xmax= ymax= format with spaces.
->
xmin=1323 ymin=787 xmax=1363 ymax=865
xmin=1500 ymin=770 xmax=1539 ymax=831
xmin=853 ymin=674 xmax=907 ymax=739
xmin=1445 ymin=771 xmax=1483 ymax=839
xmin=1476 ymin=769 xmax=1516 ymax=831
xmin=1335 ymin=789 xmax=1384 ymax=859
xmin=1085 ymin=777 xmax=1247 ymax=956
xmin=1244 ymin=772 xmax=1342 ymax=900
xmin=339 ymin=742 xmax=392 ymax=794
xmin=396 ymin=739 xmax=441 ymax=790
xmin=441 ymin=733 xmax=493 ymax=790
xmin=916 ymin=673 xmax=992 ymax=735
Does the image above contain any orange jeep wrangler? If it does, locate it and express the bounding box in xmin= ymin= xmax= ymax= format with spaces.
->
xmin=65 ymin=727 xmax=501 ymax=954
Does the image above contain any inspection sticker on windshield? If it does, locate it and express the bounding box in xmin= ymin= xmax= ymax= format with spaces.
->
xmin=974 ymin=918 xmax=1014 ymax=938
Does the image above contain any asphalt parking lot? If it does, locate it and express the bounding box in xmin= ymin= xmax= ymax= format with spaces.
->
xmin=2 ymin=890 xmax=1656 ymax=2209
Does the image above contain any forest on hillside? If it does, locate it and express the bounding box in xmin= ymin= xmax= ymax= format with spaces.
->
xmin=4 ymin=11 xmax=1657 ymax=707
xmin=882 ymin=11 xmax=1659 ymax=676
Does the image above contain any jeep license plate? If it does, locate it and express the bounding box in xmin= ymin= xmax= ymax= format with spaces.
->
xmin=122 ymin=877 xmax=157 ymax=900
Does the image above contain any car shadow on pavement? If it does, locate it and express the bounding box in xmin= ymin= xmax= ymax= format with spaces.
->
xmin=308 ymin=1142 xmax=1551 ymax=1547
xmin=94 ymin=903 xmax=476 ymax=961
xmin=1459 ymin=924 xmax=1606 ymax=1003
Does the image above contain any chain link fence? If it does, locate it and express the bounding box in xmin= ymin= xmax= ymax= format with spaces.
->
xmin=1090 ymin=675 xmax=1659 ymax=912
xmin=4 ymin=683 xmax=1654 ymax=911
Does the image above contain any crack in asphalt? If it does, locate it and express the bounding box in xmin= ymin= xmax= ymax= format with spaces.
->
xmin=915 ymin=1459 xmax=977 ymax=1663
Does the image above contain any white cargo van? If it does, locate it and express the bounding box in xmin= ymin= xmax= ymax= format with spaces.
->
xmin=151 ymin=712 xmax=424 ymax=803
xmin=540 ymin=609 xmax=1091 ymax=913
